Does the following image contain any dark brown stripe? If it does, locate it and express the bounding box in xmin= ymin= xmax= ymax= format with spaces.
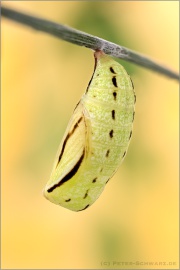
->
xmin=106 ymin=178 xmax=110 ymax=184
xmin=86 ymin=76 xmax=93 ymax=93
xmin=83 ymin=190 xmax=89 ymax=199
xmin=112 ymin=76 xmax=118 ymax=87
xmin=86 ymin=53 xmax=98 ymax=93
xmin=47 ymin=149 xmax=85 ymax=193
xmin=73 ymin=100 xmax=80 ymax=111
xmin=122 ymin=151 xmax=126 ymax=158
xmin=134 ymin=94 xmax=136 ymax=103
xmin=130 ymin=77 xmax=134 ymax=89
xmin=56 ymin=117 xmax=83 ymax=167
xmin=132 ymin=111 xmax=135 ymax=121
xmin=65 ymin=198 xmax=71 ymax=202
xmin=72 ymin=117 xmax=83 ymax=134
xmin=129 ymin=130 xmax=132 ymax=140
xmin=77 ymin=204 xmax=90 ymax=211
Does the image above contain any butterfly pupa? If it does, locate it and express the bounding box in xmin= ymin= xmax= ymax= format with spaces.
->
xmin=43 ymin=50 xmax=135 ymax=212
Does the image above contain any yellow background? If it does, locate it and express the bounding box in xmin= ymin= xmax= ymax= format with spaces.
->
xmin=2 ymin=1 xmax=179 ymax=269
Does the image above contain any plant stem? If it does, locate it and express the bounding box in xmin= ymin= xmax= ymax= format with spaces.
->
xmin=1 ymin=5 xmax=179 ymax=81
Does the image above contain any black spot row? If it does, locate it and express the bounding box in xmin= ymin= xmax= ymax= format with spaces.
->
xmin=112 ymin=110 xmax=115 ymax=120
xmin=64 ymin=188 xmax=88 ymax=204
xmin=109 ymin=130 xmax=114 ymax=138
xmin=110 ymin=67 xmax=116 ymax=74
xmin=106 ymin=149 xmax=110 ymax=157
xmin=113 ymin=91 xmax=117 ymax=100
xmin=92 ymin=177 xmax=97 ymax=183
xmin=112 ymin=76 xmax=118 ymax=87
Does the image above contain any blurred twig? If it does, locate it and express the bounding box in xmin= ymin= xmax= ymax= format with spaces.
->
xmin=1 ymin=5 xmax=179 ymax=81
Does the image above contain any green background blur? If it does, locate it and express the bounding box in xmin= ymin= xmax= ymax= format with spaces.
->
xmin=2 ymin=1 xmax=179 ymax=269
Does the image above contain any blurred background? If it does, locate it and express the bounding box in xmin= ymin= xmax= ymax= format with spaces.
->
xmin=2 ymin=1 xmax=179 ymax=269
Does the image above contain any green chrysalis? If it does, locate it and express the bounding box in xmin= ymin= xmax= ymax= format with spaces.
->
xmin=44 ymin=51 xmax=136 ymax=211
